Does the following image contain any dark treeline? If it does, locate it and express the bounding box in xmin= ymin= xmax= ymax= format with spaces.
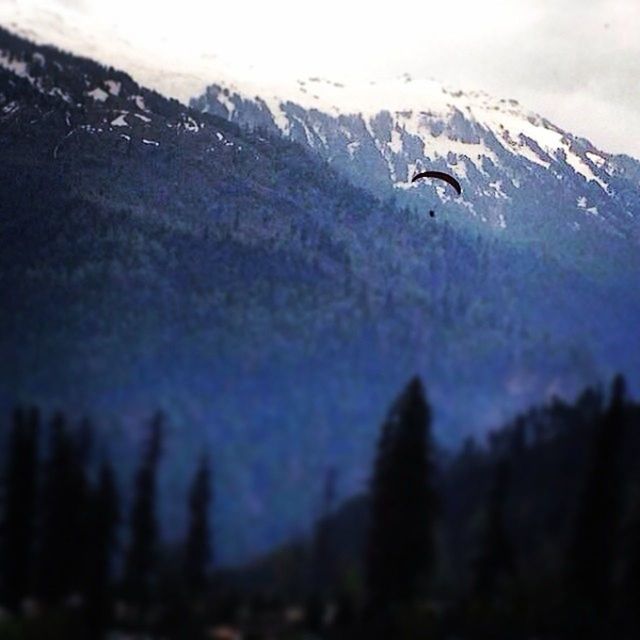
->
xmin=1 ymin=376 xmax=640 ymax=639
xmin=364 ymin=374 xmax=640 ymax=640
xmin=212 ymin=375 xmax=640 ymax=640
xmin=0 ymin=410 xmax=213 ymax=638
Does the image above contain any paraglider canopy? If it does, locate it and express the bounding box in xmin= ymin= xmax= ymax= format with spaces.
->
xmin=411 ymin=170 xmax=462 ymax=196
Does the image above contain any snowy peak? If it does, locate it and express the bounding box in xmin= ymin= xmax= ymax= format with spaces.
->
xmin=191 ymin=74 xmax=639 ymax=243
xmin=195 ymin=72 xmax=607 ymax=178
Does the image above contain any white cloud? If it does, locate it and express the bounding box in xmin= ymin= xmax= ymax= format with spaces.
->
xmin=2 ymin=0 xmax=639 ymax=157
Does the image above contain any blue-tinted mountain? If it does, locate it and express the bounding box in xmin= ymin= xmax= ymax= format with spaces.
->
xmin=1 ymin=27 xmax=639 ymax=563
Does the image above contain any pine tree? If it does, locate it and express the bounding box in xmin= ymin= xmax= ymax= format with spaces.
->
xmin=365 ymin=376 xmax=438 ymax=611
xmin=311 ymin=466 xmax=337 ymax=597
xmin=2 ymin=406 xmax=39 ymax=611
xmin=37 ymin=411 xmax=88 ymax=604
xmin=84 ymin=459 xmax=119 ymax=633
xmin=123 ymin=412 xmax=163 ymax=608
xmin=566 ymin=375 xmax=627 ymax=632
xmin=473 ymin=460 xmax=516 ymax=598
xmin=184 ymin=454 xmax=212 ymax=596
xmin=621 ymin=489 xmax=640 ymax=637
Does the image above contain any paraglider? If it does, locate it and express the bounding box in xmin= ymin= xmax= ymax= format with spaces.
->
xmin=411 ymin=170 xmax=462 ymax=196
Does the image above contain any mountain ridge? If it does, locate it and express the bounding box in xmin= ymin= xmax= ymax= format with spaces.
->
xmin=191 ymin=76 xmax=640 ymax=262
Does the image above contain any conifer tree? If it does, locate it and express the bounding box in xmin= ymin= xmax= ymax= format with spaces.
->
xmin=124 ymin=412 xmax=164 ymax=607
xmin=2 ymin=406 xmax=39 ymax=611
xmin=365 ymin=376 xmax=437 ymax=611
xmin=566 ymin=375 xmax=627 ymax=630
xmin=473 ymin=460 xmax=516 ymax=598
xmin=37 ymin=411 xmax=88 ymax=603
xmin=311 ymin=466 xmax=337 ymax=597
xmin=184 ymin=454 xmax=212 ymax=596
xmin=84 ymin=459 xmax=119 ymax=632
xmin=621 ymin=490 xmax=640 ymax=637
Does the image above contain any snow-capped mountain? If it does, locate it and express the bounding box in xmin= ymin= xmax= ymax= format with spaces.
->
xmin=1 ymin=25 xmax=639 ymax=562
xmin=192 ymin=75 xmax=640 ymax=265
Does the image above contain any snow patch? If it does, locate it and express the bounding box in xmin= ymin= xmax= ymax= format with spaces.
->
xmin=292 ymin=113 xmax=315 ymax=146
xmin=391 ymin=111 xmax=498 ymax=172
xmin=514 ymin=136 xmax=550 ymax=168
xmin=488 ymin=126 xmax=549 ymax=168
xmin=182 ymin=116 xmax=200 ymax=132
xmin=262 ymin=95 xmax=289 ymax=132
xmin=217 ymin=91 xmax=236 ymax=117
xmin=389 ymin=127 xmax=403 ymax=154
xmin=563 ymin=149 xmax=608 ymax=190
xmin=105 ymin=80 xmax=121 ymax=96
xmin=459 ymin=199 xmax=478 ymax=218
xmin=479 ymin=106 xmax=564 ymax=155
xmin=2 ymin=101 xmax=19 ymax=116
xmin=311 ymin=121 xmax=328 ymax=146
xmin=87 ymin=87 xmax=109 ymax=102
xmin=49 ymin=86 xmax=71 ymax=103
xmin=132 ymin=95 xmax=148 ymax=111
xmin=0 ymin=51 xmax=29 ymax=77
xmin=586 ymin=151 xmax=606 ymax=168
xmin=577 ymin=196 xmax=599 ymax=216
xmin=111 ymin=114 xmax=128 ymax=127
xmin=489 ymin=180 xmax=509 ymax=199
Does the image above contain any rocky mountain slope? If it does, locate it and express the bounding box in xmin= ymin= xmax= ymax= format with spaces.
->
xmin=192 ymin=76 xmax=640 ymax=269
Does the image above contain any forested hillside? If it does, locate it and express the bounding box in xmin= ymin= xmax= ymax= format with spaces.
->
xmin=1 ymin=26 xmax=639 ymax=564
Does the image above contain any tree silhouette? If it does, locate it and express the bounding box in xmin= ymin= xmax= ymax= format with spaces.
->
xmin=2 ymin=406 xmax=39 ymax=611
xmin=84 ymin=459 xmax=119 ymax=633
xmin=365 ymin=376 xmax=438 ymax=612
xmin=311 ymin=466 xmax=337 ymax=596
xmin=621 ymin=489 xmax=640 ymax=637
xmin=473 ymin=459 xmax=516 ymax=598
xmin=306 ymin=467 xmax=338 ymax=634
xmin=566 ymin=375 xmax=627 ymax=633
xmin=37 ymin=411 xmax=88 ymax=604
xmin=184 ymin=454 xmax=212 ymax=597
xmin=123 ymin=412 xmax=164 ymax=608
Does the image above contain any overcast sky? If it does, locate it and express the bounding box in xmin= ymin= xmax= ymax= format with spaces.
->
xmin=2 ymin=0 xmax=640 ymax=157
